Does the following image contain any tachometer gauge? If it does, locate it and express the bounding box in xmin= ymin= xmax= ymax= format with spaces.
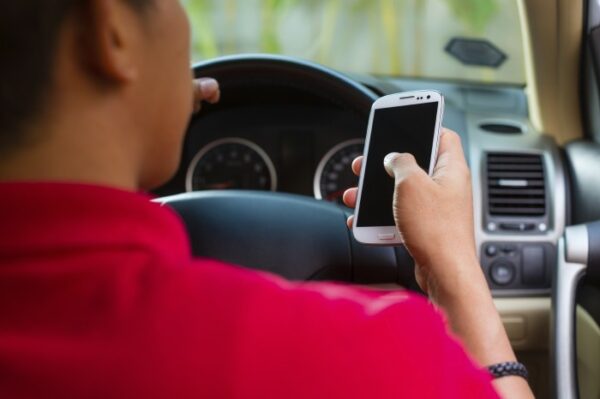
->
xmin=186 ymin=138 xmax=277 ymax=192
xmin=314 ymin=139 xmax=364 ymax=205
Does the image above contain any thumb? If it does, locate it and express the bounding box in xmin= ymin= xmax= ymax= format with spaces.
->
xmin=384 ymin=152 xmax=427 ymax=184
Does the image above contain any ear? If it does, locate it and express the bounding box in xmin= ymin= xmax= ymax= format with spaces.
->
xmin=78 ymin=0 xmax=141 ymax=84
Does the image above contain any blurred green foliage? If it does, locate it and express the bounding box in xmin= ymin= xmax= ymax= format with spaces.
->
xmin=445 ymin=0 xmax=498 ymax=33
xmin=181 ymin=0 xmax=521 ymax=83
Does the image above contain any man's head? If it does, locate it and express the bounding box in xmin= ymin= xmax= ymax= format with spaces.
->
xmin=0 ymin=0 xmax=193 ymax=189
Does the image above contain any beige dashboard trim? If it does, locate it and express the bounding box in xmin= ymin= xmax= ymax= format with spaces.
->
xmin=495 ymin=297 xmax=550 ymax=351
xmin=518 ymin=0 xmax=584 ymax=144
xmin=576 ymin=305 xmax=600 ymax=399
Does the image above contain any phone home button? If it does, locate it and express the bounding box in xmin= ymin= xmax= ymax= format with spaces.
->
xmin=378 ymin=233 xmax=396 ymax=241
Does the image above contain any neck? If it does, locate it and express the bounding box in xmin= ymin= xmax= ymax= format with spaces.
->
xmin=0 ymin=107 xmax=142 ymax=192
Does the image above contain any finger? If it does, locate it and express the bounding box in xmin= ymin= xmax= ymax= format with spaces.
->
xmin=342 ymin=187 xmax=358 ymax=208
xmin=192 ymin=79 xmax=203 ymax=101
xmin=192 ymin=81 xmax=203 ymax=113
xmin=192 ymin=78 xmax=221 ymax=111
xmin=437 ymin=128 xmax=465 ymax=162
xmin=351 ymin=156 xmax=363 ymax=177
xmin=432 ymin=128 xmax=469 ymax=181
xmin=346 ymin=215 xmax=354 ymax=230
xmin=383 ymin=152 xmax=427 ymax=183
xmin=199 ymin=78 xmax=221 ymax=104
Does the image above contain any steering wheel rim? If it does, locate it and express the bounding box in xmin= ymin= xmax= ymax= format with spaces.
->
xmin=191 ymin=54 xmax=378 ymax=117
xmin=162 ymin=55 xmax=418 ymax=287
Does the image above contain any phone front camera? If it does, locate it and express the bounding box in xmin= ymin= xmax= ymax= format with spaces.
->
xmin=427 ymin=95 xmax=431 ymax=99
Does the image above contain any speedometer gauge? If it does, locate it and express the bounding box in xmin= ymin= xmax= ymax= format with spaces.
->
xmin=314 ymin=139 xmax=364 ymax=205
xmin=186 ymin=138 xmax=277 ymax=192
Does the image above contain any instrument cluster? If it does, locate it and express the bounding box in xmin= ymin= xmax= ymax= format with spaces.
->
xmin=185 ymin=136 xmax=364 ymax=205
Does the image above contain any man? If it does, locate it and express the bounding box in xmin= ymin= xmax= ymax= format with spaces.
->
xmin=0 ymin=1 xmax=533 ymax=398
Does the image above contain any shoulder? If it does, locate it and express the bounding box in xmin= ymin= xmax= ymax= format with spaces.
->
xmin=133 ymin=258 xmax=498 ymax=398
xmin=187 ymin=257 xmax=437 ymax=322
xmin=148 ymin=257 xmax=445 ymax=348
xmin=151 ymin=256 xmax=439 ymax=324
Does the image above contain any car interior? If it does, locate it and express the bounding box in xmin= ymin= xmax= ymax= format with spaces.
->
xmin=151 ymin=1 xmax=600 ymax=398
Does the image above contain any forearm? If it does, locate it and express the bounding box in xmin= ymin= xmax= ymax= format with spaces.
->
xmin=429 ymin=256 xmax=535 ymax=399
xmin=433 ymin=259 xmax=513 ymax=365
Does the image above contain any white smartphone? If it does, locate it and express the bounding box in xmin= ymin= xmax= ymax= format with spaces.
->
xmin=353 ymin=90 xmax=445 ymax=246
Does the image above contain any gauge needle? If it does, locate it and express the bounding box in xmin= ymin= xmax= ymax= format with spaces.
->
xmin=206 ymin=181 xmax=235 ymax=189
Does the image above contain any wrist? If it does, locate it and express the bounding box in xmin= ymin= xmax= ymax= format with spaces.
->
xmin=419 ymin=252 xmax=486 ymax=307
xmin=419 ymin=254 xmax=517 ymax=367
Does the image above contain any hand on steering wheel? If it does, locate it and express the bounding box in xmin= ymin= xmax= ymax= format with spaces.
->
xmin=193 ymin=78 xmax=221 ymax=113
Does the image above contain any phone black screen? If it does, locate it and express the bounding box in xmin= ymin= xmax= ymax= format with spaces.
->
xmin=356 ymin=102 xmax=439 ymax=227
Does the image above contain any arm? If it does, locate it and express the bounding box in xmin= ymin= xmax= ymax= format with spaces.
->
xmin=344 ymin=129 xmax=534 ymax=399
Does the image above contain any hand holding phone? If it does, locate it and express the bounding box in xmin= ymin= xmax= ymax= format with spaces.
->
xmin=345 ymin=126 xmax=480 ymax=298
xmin=352 ymin=91 xmax=444 ymax=245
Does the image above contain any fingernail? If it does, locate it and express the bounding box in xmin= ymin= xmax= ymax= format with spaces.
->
xmin=384 ymin=153 xmax=398 ymax=165
xmin=200 ymin=79 xmax=218 ymax=92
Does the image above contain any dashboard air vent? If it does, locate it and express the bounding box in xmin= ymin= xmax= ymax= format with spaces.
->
xmin=480 ymin=122 xmax=523 ymax=134
xmin=486 ymin=153 xmax=546 ymax=217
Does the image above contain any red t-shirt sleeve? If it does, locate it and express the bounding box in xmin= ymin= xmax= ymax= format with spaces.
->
xmin=192 ymin=262 xmax=500 ymax=399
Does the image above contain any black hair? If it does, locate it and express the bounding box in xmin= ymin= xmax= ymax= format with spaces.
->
xmin=0 ymin=0 xmax=151 ymax=154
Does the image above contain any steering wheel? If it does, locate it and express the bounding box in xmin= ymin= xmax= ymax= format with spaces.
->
xmin=158 ymin=55 xmax=419 ymax=288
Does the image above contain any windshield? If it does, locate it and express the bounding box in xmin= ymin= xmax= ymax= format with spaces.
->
xmin=182 ymin=0 xmax=525 ymax=85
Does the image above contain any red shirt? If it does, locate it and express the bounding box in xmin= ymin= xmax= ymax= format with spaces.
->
xmin=0 ymin=183 xmax=498 ymax=398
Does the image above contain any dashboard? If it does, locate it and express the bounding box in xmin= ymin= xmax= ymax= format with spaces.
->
xmin=156 ymin=101 xmax=368 ymax=206
xmin=155 ymin=57 xmax=567 ymax=297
